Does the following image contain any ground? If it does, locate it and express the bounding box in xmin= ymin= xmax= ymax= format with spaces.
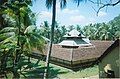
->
xmin=3 ymin=57 xmax=99 ymax=78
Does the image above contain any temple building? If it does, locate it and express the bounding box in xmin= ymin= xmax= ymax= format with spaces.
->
xmin=32 ymin=29 xmax=113 ymax=69
xmin=50 ymin=29 xmax=98 ymax=69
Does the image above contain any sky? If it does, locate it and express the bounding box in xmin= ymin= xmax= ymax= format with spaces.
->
xmin=31 ymin=0 xmax=120 ymax=27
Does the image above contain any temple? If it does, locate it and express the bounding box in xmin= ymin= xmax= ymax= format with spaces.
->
xmin=32 ymin=29 xmax=113 ymax=70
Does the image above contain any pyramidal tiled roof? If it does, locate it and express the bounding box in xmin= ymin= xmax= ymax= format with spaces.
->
xmin=59 ymin=29 xmax=92 ymax=47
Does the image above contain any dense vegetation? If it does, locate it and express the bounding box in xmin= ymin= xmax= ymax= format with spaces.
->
xmin=0 ymin=0 xmax=45 ymax=78
xmin=40 ymin=14 xmax=120 ymax=44
xmin=83 ymin=15 xmax=120 ymax=40
xmin=0 ymin=0 xmax=119 ymax=78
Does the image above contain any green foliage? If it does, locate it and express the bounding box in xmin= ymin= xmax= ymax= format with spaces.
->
xmin=46 ymin=0 xmax=67 ymax=9
xmin=83 ymin=15 xmax=120 ymax=40
xmin=40 ymin=21 xmax=68 ymax=44
xmin=0 ymin=0 xmax=45 ymax=78
xmin=23 ymin=25 xmax=45 ymax=53
xmin=40 ymin=14 xmax=120 ymax=44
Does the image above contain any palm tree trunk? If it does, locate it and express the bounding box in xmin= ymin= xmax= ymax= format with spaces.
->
xmin=44 ymin=0 xmax=56 ymax=78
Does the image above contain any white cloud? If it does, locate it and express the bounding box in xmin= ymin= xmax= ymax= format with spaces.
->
xmin=85 ymin=18 xmax=96 ymax=25
xmin=39 ymin=11 xmax=52 ymax=18
xmin=69 ymin=15 xmax=96 ymax=25
xmin=70 ymin=15 xmax=86 ymax=23
xmin=36 ymin=11 xmax=52 ymax=26
xmin=56 ymin=3 xmax=80 ymax=15
xmin=37 ymin=8 xmax=96 ymax=26
xmin=98 ymin=11 xmax=107 ymax=17
xmin=62 ymin=9 xmax=79 ymax=14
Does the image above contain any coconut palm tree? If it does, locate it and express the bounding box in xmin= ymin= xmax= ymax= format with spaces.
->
xmin=40 ymin=21 xmax=50 ymax=39
xmin=44 ymin=0 xmax=88 ymax=78
xmin=44 ymin=0 xmax=67 ymax=78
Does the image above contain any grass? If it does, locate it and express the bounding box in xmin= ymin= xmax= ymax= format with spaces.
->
xmin=4 ymin=57 xmax=98 ymax=78
xmin=48 ymin=62 xmax=98 ymax=78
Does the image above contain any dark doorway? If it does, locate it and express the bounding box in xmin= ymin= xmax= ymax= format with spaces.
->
xmin=106 ymin=70 xmax=115 ymax=78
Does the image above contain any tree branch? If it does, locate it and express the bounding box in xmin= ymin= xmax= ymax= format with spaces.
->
xmin=89 ymin=0 xmax=120 ymax=16
xmin=97 ymin=0 xmax=120 ymax=16
xmin=88 ymin=0 xmax=104 ymax=5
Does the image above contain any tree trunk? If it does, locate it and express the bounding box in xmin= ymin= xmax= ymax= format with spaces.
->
xmin=44 ymin=0 xmax=56 ymax=78
xmin=0 ymin=3 xmax=4 ymax=30
xmin=0 ymin=14 xmax=4 ymax=30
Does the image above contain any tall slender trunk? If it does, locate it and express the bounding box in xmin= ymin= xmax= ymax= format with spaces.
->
xmin=0 ymin=14 xmax=4 ymax=30
xmin=44 ymin=0 xmax=56 ymax=78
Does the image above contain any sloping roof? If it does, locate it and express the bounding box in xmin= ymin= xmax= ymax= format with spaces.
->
xmin=51 ymin=40 xmax=113 ymax=61
xmin=91 ymin=40 xmax=113 ymax=57
xmin=33 ymin=40 xmax=113 ymax=62
xmin=58 ymin=40 xmax=79 ymax=46
xmin=72 ymin=46 xmax=97 ymax=61
xmin=96 ymin=39 xmax=119 ymax=62
xmin=82 ymin=38 xmax=91 ymax=43
xmin=59 ymin=38 xmax=92 ymax=46
xmin=51 ymin=45 xmax=96 ymax=61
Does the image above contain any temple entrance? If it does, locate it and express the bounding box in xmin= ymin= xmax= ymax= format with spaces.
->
xmin=104 ymin=64 xmax=115 ymax=78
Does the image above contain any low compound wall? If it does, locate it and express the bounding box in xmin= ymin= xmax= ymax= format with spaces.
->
xmin=29 ymin=52 xmax=97 ymax=70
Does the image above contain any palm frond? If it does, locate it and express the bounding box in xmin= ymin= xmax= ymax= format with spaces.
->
xmin=60 ymin=0 xmax=67 ymax=9
xmin=24 ymin=25 xmax=36 ymax=34
xmin=25 ymin=32 xmax=45 ymax=52
xmin=0 ymin=35 xmax=16 ymax=45
xmin=0 ymin=27 xmax=16 ymax=33
xmin=0 ymin=32 xmax=15 ymax=41
xmin=29 ymin=33 xmax=45 ymax=52
xmin=26 ymin=37 xmax=32 ymax=52
xmin=74 ymin=0 xmax=86 ymax=6
xmin=46 ymin=0 xmax=53 ymax=9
